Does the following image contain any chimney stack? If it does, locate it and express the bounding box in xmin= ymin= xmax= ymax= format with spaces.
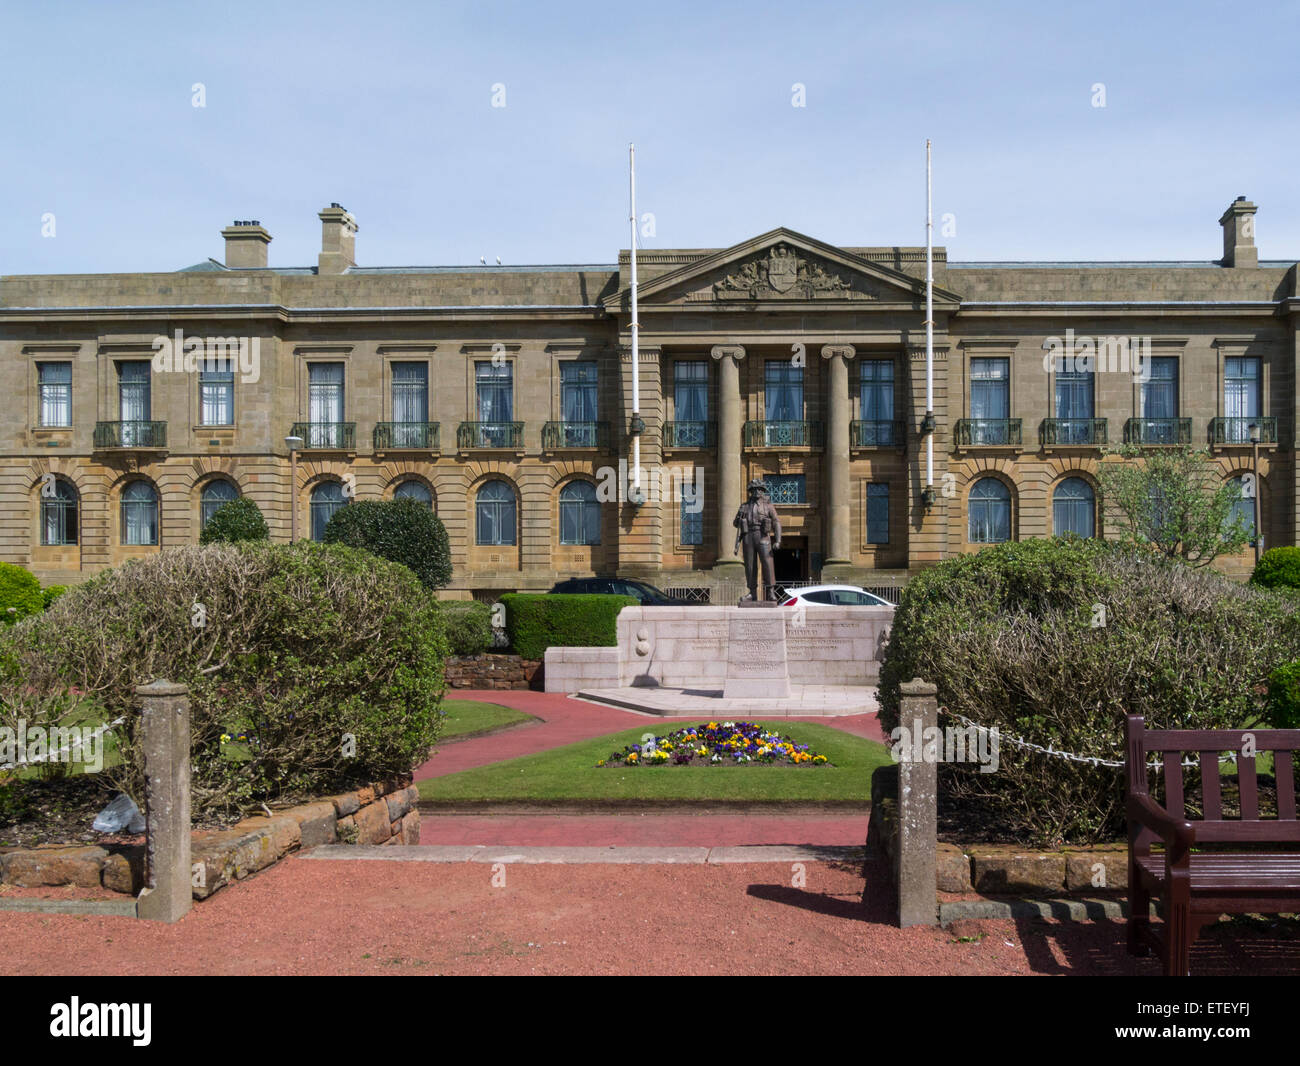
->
xmin=1220 ymin=196 xmax=1258 ymax=268
xmin=318 ymin=203 xmax=357 ymax=275
xmin=221 ymin=220 xmax=271 ymax=269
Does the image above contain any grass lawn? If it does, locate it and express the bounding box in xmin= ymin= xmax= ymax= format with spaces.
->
xmin=438 ymin=699 xmax=538 ymax=742
xmin=419 ymin=721 xmax=890 ymax=804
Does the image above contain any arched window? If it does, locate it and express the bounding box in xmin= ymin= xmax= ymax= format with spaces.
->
xmin=200 ymin=479 xmax=240 ymax=530
xmin=393 ymin=480 xmax=433 ymax=509
xmin=1227 ymin=475 xmax=1257 ymax=544
xmin=310 ymin=482 xmax=346 ymax=541
xmin=1053 ymin=477 xmax=1095 ymax=538
xmin=476 ymin=480 xmax=516 ymax=545
xmin=968 ymin=478 xmax=1011 ymax=544
xmin=121 ymin=481 xmax=159 ymax=546
xmin=41 ymin=479 xmax=78 ymax=546
xmin=559 ymin=480 xmax=600 ymax=545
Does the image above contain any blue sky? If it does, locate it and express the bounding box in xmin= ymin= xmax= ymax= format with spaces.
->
xmin=3 ymin=0 xmax=1298 ymax=274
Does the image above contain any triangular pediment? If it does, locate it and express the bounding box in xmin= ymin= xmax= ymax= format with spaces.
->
xmin=602 ymin=228 xmax=961 ymax=311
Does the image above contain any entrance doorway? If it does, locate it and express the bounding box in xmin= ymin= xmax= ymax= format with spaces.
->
xmin=772 ymin=535 xmax=807 ymax=583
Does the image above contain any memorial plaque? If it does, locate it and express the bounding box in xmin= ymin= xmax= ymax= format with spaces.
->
xmin=723 ymin=611 xmax=791 ymax=699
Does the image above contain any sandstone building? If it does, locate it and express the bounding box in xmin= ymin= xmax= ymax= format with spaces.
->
xmin=1 ymin=199 xmax=1291 ymax=597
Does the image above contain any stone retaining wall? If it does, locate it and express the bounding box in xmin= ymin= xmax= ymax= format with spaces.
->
xmin=0 ymin=776 xmax=419 ymax=900
xmin=445 ymin=654 xmax=542 ymax=690
xmin=870 ymin=796 xmax=1127 ymax=896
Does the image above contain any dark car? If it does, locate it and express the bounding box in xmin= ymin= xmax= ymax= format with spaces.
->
xmin=548 ymin=577 xmax=694 ymax=606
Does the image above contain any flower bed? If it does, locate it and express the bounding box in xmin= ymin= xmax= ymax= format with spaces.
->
xmin=597 ymin=721 xmax=830 ymax=767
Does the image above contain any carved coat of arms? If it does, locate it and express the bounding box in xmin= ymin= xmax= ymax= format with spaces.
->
xmin=711 ymin=243 xmax=868 ymax=301
xmin=766 ymin=244 xmax=798 ymax=292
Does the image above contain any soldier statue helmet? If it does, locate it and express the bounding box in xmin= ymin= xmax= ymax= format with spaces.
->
xmin=733 ymin=479 xmax=783 ymax=602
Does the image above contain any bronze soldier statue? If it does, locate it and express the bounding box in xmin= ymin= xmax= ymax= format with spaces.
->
xmin=733 ymin=478 xmax=783 ymax=602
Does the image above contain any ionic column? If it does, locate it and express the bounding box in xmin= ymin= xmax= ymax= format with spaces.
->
xmin=821 ymin=344 xmax=855 ymax=565
xmin=711 ymin=345 xmax=746 ymax=565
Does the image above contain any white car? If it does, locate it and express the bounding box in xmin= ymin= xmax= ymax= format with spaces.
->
xmin=779 ymin=584 xmax=895 ymax=608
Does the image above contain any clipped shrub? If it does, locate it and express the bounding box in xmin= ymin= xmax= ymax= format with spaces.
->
xmin=1250 ymin=546 xmax=1300 ymax=590
xmin=500 ymin=593 xmax=638 ymax=660
xmin=41 ymin=585 xmax=67 ymax=609
xmin=199 ymin=497 xmax=270 ymax=545
xmin=879 ymin=538 xmax=1300 ymax=845
xmin=1266 ymin=661 xmax=1300 ymax=729
xmin=323 ymin=497 xmax=451 ymax=590
xmin=1 ymin=543 xmax=447 ymax=816
xmin=0 ymin=563 xmax=44 ymax=626
xmin=440 ymin=600 xmax=493 ymax=657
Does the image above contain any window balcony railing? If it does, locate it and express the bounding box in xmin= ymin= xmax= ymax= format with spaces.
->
xmin=290 ymin=422 xmax=355 ymax=450
xmin=1209 ymin=416 xmax=1277 ymax=446
xmin=851 ymin=419 xmax=905 ymax=447
xmin=742 ymin=420 xmax=824 ymax=448
xmin=373 ymin=422 xmax=440 ymax=451
xmin=457 ymin=421 xmax=524 ymax=449
xmin=93 ymin=421 xmax=167 ymax=449
xmin=1124 ymin=417 xmax=1192 ymax=446
xmin=542 ymin=421 xmax=610 ymax=450
xmin=1041 ymin=417 xmax=1108 ymax=446
xmin=662 ymin=420 xmax=716 ymax=448
xmin=954 ymin=418 xmax=1022 ymax=447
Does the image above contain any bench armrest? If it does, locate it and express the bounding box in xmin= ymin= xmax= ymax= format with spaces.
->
xmin=1127 ymin=793 xmax=1196 ymax=854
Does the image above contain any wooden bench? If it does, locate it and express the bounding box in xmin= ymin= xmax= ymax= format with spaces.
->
xmin=1125 ymin=714 xmax=1300 ymax=976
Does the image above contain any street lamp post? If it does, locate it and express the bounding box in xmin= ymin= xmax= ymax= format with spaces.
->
xmin=285 ymin=435 xmax=303 ymax=541
xmin=1248 ymin=422 xmax=1261 ymax=565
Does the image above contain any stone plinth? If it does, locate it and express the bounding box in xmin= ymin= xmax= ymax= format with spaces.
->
xmin=723 ymin=611 xmax=791 ymax=698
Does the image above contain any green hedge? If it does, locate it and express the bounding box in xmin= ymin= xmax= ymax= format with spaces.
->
xmin=879 ymin=538 xmax=1300 ymax=844
xmin=200 ymin=497 xmax=269 ymax=544
xmin=2 ymin=543 xmax=447 ymax=816
xmin=1266 ymin=661 xmax=1300 ymax=729
xmin=323 ymin=497 xmax=452 ymax=590
xmin=440 ymin=601 xmax=494 ymax=657
xmin=1251 ymin=546 xmax=1300 ymax=590
xmin=500 ymin=594 xmax=638 ymax=660
xmin=0 ymin=563 xmax=44 ymax=625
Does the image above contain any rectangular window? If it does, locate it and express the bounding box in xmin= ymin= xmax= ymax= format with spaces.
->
xmin=560 ymin=361 xmax=598 ymax=445
xmin=1142 ymin=357 xmax=1179 ymax=418
xmin=117 ymin=362 xmax=151 ymax=446
xmin=764 ymin=361 xmax=804 ymax=422
xmin=866 ymin=483 xmax=889 ymax=544
xmin=307 ymin=363 xmax=345 ymax=447
xmin=968 ymin=357 xmax=1011 ymax=445
xmin=474 ymin=361 xmax=514 ymax=447
xmin=1223 ymin=356 xmax=1261 ymax=443
xmin=969 ymin=358 xmax=1009 ymax=419
xmin=37 ymin=362 xmax=72 ymax=427
xmin=674 ymin=360 xmax=708 ymax=417
xmin=764 ymin=474 xmax=806 ymax=505
xmin=391 ymin=363 xmax=429 ymax=447
xmin=680 ymin=496 xmax=704 ymax=546
xmin=859 ymin=360 xmax=894 ymax=420
xmin=1053 ymin=363 xmax=1094 ymax=444
xmin=199 ymin=358 xmax=234 ymax=426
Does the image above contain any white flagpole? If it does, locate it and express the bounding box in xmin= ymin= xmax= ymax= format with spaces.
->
xmin=629 ymin=143 xmax=641 ymax=500
xmin=925 ymin=139 xmax=934 ymax=495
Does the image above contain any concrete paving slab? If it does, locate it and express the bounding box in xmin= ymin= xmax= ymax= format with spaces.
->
xmin=576 ymin=684 xmax=879 ymax=717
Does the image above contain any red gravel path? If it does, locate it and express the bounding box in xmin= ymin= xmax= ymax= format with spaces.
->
xmin=419 ymin=813 xmax=871 ymax=846
xmin=4 ymin=855 xmax=1295 ymax=976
